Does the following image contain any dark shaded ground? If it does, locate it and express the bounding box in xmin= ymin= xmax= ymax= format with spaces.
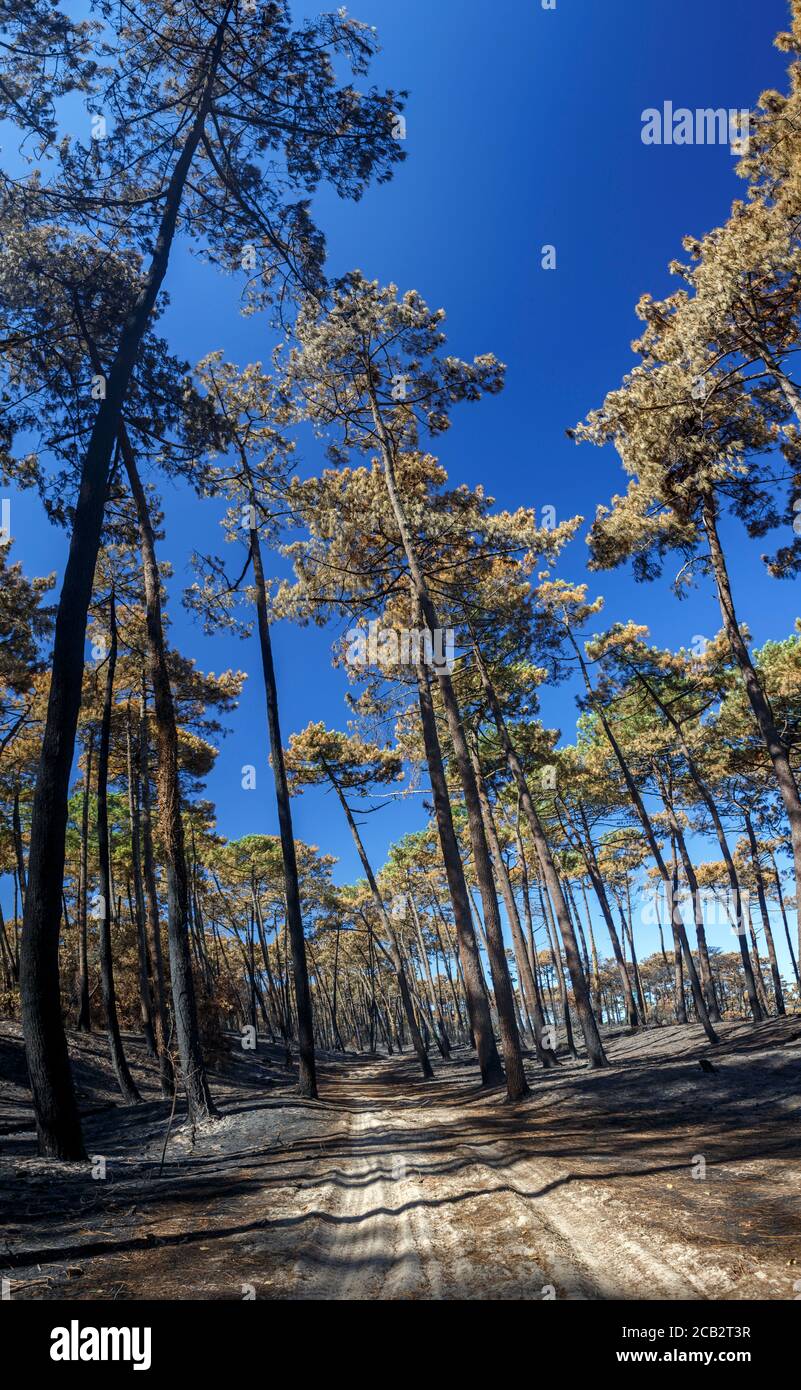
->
xmin=1 ymin=1015 xmax=800 ymax=1299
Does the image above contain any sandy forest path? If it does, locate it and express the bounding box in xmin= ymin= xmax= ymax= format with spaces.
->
xmin=285 ymin=1060 xmax=704 ymax=1301
xmin=2 ymin=1019 xmax=801 ymax=1300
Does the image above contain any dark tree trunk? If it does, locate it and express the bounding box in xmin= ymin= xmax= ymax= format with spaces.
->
xmin=472 ymin=749 xmax=558 ymax=1067
xmin=414 ymin=659 xmax=503 ymax=1084
xmin=539 ymin=880 xmax=578 ymax=1058
xmin=668 ymin=854 xmax=687 ymax=1025
xmin=408 ymin=894 xmax=451 ymax=1058
xmin=125 ymin=713 xmax=156 ymax=1057
xmin=562 ymin=798 xmax=639 ymax=1027
xmin=12 ymin=788 xmax=27 ymax=907
xmin=473 ymin=648 xmax=607 ymax=1066
xmin=570 ymin=635 xmax=717 ymax=1045
xmin=769 ymin=851 xmax=800 ymax=987
xmin=249 ymin=521 xmax=317 ymax=1098
xmin=419 ymin=654 xmax=528 ymax=1099
xmin=95 ymin=592 xmax=141 ymax=1104
xmin=656 ymin=768 xmax=721 ymax=1023
xmin=369 ymin=426 xmax=524 ymax=1097
xmin=122 ymin=433 xmax=215 ymax=1122
xmin=743 ymin=812 xmax=785 ymax=1016
xmin=327 ymin=769 xmax=433 ymax=1080
xmin=138 ymin=687 xmax=173 ymax=1096
xmin=635 ymin=672 xmax=762 ymax=1023
xmin=19 ymin=29 xmax=229 ymax=1156
xmin=75 ymin=734 xmax=94 ymax=1033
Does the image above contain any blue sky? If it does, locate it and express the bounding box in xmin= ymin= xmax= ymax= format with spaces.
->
xmin=8 ymin=0 xmax=799 ymax=972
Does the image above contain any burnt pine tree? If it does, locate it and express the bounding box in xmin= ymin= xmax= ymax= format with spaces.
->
xmin=183 ymin=355 xmax=320 ymax=1098
xmin=0 ymin=0 xmax=404 ymax=1156
xmin=285 ymin=276 xmax=533 ymax=1099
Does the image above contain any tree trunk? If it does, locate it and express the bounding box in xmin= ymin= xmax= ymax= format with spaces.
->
xmin=668 ymin=853 xmax=687 ymax=1024
xmin=569 ymin=634 xmax=717 ymax=1044
xmin=561 ymin=798 xmax=638 ymax=1027
xmin=656 ymin=769 xmax=721 ymax=1022
xmin=75 ymin=734 xmax=93 ymax=1033
xmin=414 ymin=659 xmax=503 ymax=1084
xmin=470 ymin=642 xmax=607 ymax=1066
xmin=769 ymin=850 xmax=800 ymax=987
xmin=743 ymin=812 xmax=785 ymax=1016
xmin=12 ymin=788 xmax=27 ymax=907
xmin=122 ymin=432 xmax=215 ymax=1122
xmin=407 ymin=642 xmax=525 ymax=1097
xmin=138 ymin=686 xmax=173 ymax=1096
xmin=249 ymin=521 xmax=317 ymax=1098
xmin=471 ymin=748 xmax=559 ymax=1067
xmin=408 ymin=893 xmax=450 ymax=1058
xmin=95 ymin=591 xmax=141 ymax=1104
xmin=19 ymin=22 xmax=230 ymax=1156
xmin=326 ymin=768 xmax=432 ymax=1080
xmin=578 ymin=875 xmax=604 ymax=1019
xmin=367 ymin=421 xmax=524 ymax=1096
xmin=635 ymin=671 xmax=762 ymax=1022
xmin=125 ymin=713 xmax=156 ymax=1057
xmin=539 ymin=880 xmax=578 ymax=1057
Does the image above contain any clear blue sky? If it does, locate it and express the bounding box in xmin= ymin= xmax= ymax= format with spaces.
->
xmin=8 ymin=0 xmax=798 ymax=970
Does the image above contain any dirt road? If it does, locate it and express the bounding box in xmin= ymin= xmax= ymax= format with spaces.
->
xmin=2 ymin=1021 xmax=800 ymax=1300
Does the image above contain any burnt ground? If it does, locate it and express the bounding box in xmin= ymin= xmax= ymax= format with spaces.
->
xmin=1 ymin=1015 xmax=800 ymax=1300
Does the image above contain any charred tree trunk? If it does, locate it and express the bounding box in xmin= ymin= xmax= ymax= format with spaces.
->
xmin=125 ymin=712 xmax=156 ymax=1057
xmin=20 ymin=22 xmax=230 ymax=1157
xmin=414 ymin=659 xmax=503 ymax=1084
xmin=248 ymin=519 xmax=317 ymax=1098
xmin=122 ymin=433 xmax=215 ymax=1121
xmin=138 ymin=686 xmax=173 ymax=1096
xmin=369 ymin=436 xmax=524 ymax=1097
xmin=471 ymin=643 xmax=607 ymax=1067
xmin=75 ymin=734 xmax=94 ymax=1034
xmin=743 ymin=812 xmax=785 ymax=1016
xmin=95 ymin=592 xmax=141 ymax=1104
xmin=325 ymin=766 xmax=433 ymax=1080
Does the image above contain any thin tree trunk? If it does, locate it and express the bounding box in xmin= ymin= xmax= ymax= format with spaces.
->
xmin=471 ymin=747 xmax=558 ymax=1067
xmin=539 ymin=880 xmax=578 ymax=1057
xmin=656 ymin=769 xmax=721 ymax=1022
xmin=414 ymin=658 xmax=503 ymax=1084
xmin=95 ymin=592 xmax=141 ymax=1104
xmin=743 ymin=811 xmax=785 ymax=1015
xmin=325 ymin=766 xmax=432 ymax=1080
xmin=122 ymin=432 xmax=215 ymax=1121
xmin=635 ymin=670 xmax=762 ymax=1021
xmin=569 ymin=635 xmax=717 ymax=1044
xmin=560 ymin=797 xmax=638 ymax=1028
xmin=411 ymin=650 xmax=523 ymax=1094
xmin=248 ymin=520 xmax=317 ymax=1097
xmin=769 ymin=850 xmax=800 ymax=987
xmin=75 ymin=734 xmax=93 ymax=1033
xmin=369 ymin=447 xmax=525 ymax=1097
xmin=668 ymin=852 xmax=687 ymax=1025
xmin=126 ymin=712 xmax=156 ymax=1057
xmin=471 ymin=643 xmax=607 ymax=1066
xmin=20 ymin=17 xmax=231 ymax=1157
xmin=579 ymin=875 xmax=604 ymax=1019
xmin=138 ymin=686 xmax=173 ymax=1096
xmin=12 ymin=788 xmax=27 ymax=908
xmin=408 ymin=893 xmax=451 ymax=1058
